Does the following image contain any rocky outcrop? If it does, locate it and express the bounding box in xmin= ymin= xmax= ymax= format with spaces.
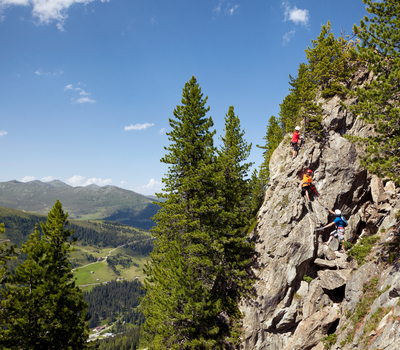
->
xmin=240 ymin=74 xmax=400 ymax=350
xmin=283 ymin=307 xmax=339 ymax=350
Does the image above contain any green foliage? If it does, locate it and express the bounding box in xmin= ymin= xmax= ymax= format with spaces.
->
xmin=305 ymin=21 xmax=358 ymax=98
xmin=0 ymin=222 xmax=17 ymax=283
xmin=83 ymin=279 xmax=145 ymax=329
xmin=344 ymin=241 xmax=354 ymax=251
xmin=1 ymin=200 xmax=92 ymax=349
xmin=279 ymin=22 xmax=358 ymax=139
xmin=303 ymin=274 xmax=313 ymax=283
xmin=247 ymin=169 xmax=265 ymax=225
xmin=349 ymin=0 xmax=400 ymax=184
xmin=257 ymin=116 xmax=283 ymax=185
xmin=347 ymin=234 xmax=380 ymax=265
xmin=322 ymin=333 xmax=337 ymax=349
xmin=142 ymin=77 xmax=253 ymax=349
xmin=98 ymin=325 xmax=141 ymax=350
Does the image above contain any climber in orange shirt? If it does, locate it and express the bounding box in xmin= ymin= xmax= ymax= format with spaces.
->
xmin=301 ymin=169 xmax=313 ymax=202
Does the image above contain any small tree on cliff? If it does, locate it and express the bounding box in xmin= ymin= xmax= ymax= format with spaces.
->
xmin=305 ymin=21 xmax=358 ymax=99
xmin=1 ymin=200 xmax=91 ymax=349
xmin=350 ymin=0 xmax=400 ymax=184
xmin=279 ymin=63 xmax=322 ymax=136
xmin=257 ymin=115 xmax=283 ymax=186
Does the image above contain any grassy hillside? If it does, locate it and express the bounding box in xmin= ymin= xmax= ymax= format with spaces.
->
xmin=0 ymin=180 xmax=160 ymax=229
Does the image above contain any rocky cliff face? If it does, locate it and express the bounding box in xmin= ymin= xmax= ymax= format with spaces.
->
xmin=240 ymin=69 xmax=400 ymax=350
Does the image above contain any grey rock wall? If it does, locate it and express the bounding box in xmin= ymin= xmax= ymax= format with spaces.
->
xmin=240 ymin=76 xmax=400 ymax=350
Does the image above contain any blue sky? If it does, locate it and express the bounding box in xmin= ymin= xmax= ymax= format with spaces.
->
xmin=0 ymin=0 xmax=368 ymax=195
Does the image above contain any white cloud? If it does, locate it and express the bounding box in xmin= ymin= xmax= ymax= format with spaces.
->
xmin=66 ymin=175 xmax=112 ymax=187
xmin=213 ymin=1 xmax=240 ymax=17
xmin=124 ymin=123 xmax=154 ymax=131
xmin=213 ymin=0 xmax=223 ymax=14
xmin=35 ymin=69 xmax=50 ymax=75
xmin=0 ymin=0 xmax=110 ymax=31
xmin=75 ymin=96 xmax=96 ymax=104
xmin=42 ymin=176 xmax=56 ymax=182
xmin=35 ymin=69 xmax=63 ymax=76
xmin=283 ymin=30 xmax=296 ymax=45
xmin=0 ymin=130 xmax=7 ymax=137
xmin=283 ymin=1 xmax=309 ymax=26
xmin=228 ymin=4 xmax=239 ymax=15
xmin=159 ymin=128 xmax=165 ymax=134
xmin=136 ymin=178 xmax=162 ymax=195
xmin=65 ymin=84 xmax=95 ymax=103
xmin=66 ymin=175 xmax=85 ymax=186
xmin=21 ymin=176 xmax=35 ymax=182
xmin=120 ymin=180 xmax=128 ymax=186
xmin=85 ymin=178 xmax=112 ymax=186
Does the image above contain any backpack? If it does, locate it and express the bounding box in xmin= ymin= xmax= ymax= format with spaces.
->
xmin=340 ymin=215 xmax=348 ymax=227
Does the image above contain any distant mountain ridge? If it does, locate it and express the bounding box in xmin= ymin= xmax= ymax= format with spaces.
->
xmin=0 ymin=180 xmax=160 ymax=230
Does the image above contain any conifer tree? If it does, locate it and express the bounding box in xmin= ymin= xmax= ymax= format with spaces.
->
xmin=248 ymin=169 xmax=265 ymax=221
xmin=1 ymin=200 xmax=91 ymax=349
xmin=142 ymin=77 xmax=225 ymax=349
xmin=305 ymin=21 xmax=358 ymax=99
xmin=278 ymin=63 xmax=322 ymax=136
xmin=350 ymin=0 xmax=400 ymax=183
xmin=213 ymin=106 xmax=254 ymax=341
xmin=0 ymin=223 xmax=18 ymax=335
xmin=0 ymin=223 xmax=17 ymax=283
xmin=257 ymin=115 xmax=283 ymax=185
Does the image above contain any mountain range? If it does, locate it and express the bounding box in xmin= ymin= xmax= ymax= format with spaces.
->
xmin=0 ymin=180 xmax=160 ymax=230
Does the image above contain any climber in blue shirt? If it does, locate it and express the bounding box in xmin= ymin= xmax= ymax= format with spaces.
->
xmin=322 ymin=209 xmax=346 ymax=253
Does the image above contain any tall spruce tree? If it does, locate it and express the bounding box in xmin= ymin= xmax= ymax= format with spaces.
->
xmin=349 ymin=0 xmax=400 ymax=183
xmin=213 ymin=106 xmax=254 ymax=344
xmin=1 ymin=200 xmax=91 ymax=349
xmin=142 ymin=77 xmax=225 ymax=349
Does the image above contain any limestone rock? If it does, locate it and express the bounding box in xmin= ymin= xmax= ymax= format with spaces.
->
xmin=303 ymin=280 xmax=332 ymax=319
xmin=345 ymin=262 xmax=380 ymax=313
xmin=323 ymin=245 xmax=337 ymax=260
xmin=368 ymin=320 xmax=400 ymax=350
xmin=239 ymin=85 xmax=400 ymax=349
xmin=371 ymin=176 xmax=384 ymax=204
xmin=297 ymin=280 xmax=309 ymax=298
xmin=384 ymin=181 xmax=396 ymax=194
xmin=347 ymin=211 xmax=361 ymax=242
xmin=314 ymin=258 xmax=349 ymax=270
xmin=310 ymin=343 xmax=325 ymax=350
xmin=318 ymin=269 xmax=351 ymax=290
xmin=283 ymin=307 xmax=339 ymax=350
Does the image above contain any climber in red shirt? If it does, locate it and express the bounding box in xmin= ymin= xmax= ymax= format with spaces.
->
xmin=291 ymin=126 xmax=301 ymax=160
